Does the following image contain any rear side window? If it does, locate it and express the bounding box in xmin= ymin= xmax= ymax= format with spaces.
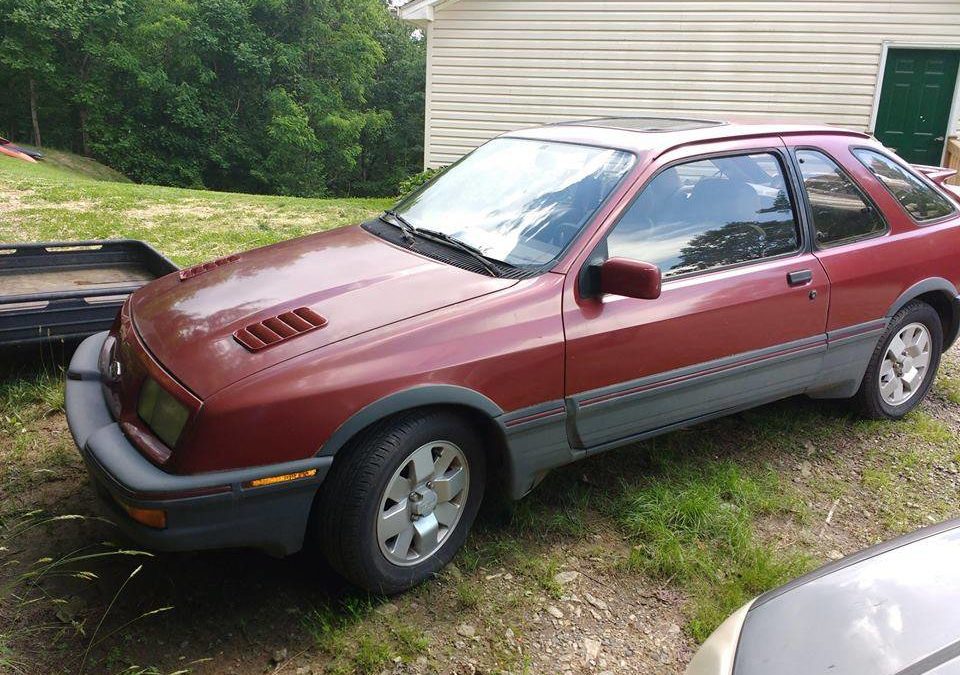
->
xmin=795 ymin=150 xmax=886 ymax=247
xmin=607 ymin=152 xmax=801 ymax=278
xmin=852 ymin=148 xmax=955 ymax=222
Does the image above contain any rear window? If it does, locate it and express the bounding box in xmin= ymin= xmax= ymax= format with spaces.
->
xmin=795 ymin=150 xmax=886 ymax=247
xmin=852 ymin=148 xmax=955 ymax=222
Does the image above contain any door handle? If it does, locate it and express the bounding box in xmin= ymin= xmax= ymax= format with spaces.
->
xmin=787 ymin=270 xmax=813 ymax=286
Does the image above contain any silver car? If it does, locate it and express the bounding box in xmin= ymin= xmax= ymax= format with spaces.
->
xmin=688 ymin=519 xmax=960 ymax=674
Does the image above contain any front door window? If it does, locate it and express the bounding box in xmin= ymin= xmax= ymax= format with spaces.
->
xmin=606 ymin=152 xmax=801 ymax=277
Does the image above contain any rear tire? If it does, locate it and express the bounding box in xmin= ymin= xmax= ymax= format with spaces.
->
xmin=316 ymin=410 xmax=485 ymax=594
xmin=853 ymin=301 xmax=942 ymax=420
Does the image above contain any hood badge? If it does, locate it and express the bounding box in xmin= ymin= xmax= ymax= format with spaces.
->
xmin=108 ymin=359 xmax=123 ymax=381
xmin=233 ymin=307 xmax=328 ymax=352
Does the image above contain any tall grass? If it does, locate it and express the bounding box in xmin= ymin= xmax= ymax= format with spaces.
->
xmin=0 ymin=511 xmax=170 ymax=673
xmin=613 ymin=460 xmax=811 ymax=641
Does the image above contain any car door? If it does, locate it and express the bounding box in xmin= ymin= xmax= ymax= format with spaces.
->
xmin=562 ymin=138 xmax=830 ymax=449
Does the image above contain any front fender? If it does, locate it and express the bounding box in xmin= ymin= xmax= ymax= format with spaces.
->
xmin=318 ymin=384 xmax=503 ymax=457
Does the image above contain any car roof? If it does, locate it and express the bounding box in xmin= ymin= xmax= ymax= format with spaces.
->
xmin=501 ymin=116 xmax=872 ymax=157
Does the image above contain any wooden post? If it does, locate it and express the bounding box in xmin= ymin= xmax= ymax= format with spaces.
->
xmin=29 ymin=78 xmax=41 ymax=148
xmin=947 ymin=138 xmax=960 ymax=186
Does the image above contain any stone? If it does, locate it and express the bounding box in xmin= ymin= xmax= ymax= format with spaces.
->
xmin=584 ymin=592 xmax=608 ymax=611
xmin=457 ymin=624 xmax=476 ymax=638
xmin=547 ymin=605 xmax=564 ymax=619
xmin=583 ymin=637 xmax=601 ymax=662
xmin=554 ymin=570 xmax=580 ymax=585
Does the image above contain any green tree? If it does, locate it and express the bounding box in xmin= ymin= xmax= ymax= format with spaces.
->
xmin=0 ymin=0 xmax=426 ymax=197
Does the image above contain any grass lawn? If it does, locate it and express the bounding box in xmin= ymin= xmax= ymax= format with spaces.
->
xmin=1 ymin=152 xmax=960 ymax=673
xmin=0 ymin=153 xmax=392 ymax=266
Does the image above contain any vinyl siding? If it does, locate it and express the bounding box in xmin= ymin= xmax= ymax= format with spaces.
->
xmin=421 ymin=0 xmax=960 ymax=167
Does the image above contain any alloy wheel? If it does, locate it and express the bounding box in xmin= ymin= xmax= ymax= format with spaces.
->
xmin=376 ymin=440 xmax=469 ymax=567
xmin=879 ymin=322 xmax=932 ymax=406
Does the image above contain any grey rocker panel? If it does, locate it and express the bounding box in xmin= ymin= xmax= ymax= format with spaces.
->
xmin=497 ymin=400 xmax=579 ymax=498
xmin=807 ymin=319 xmax=888 ymax=399
xmin=570 ymin=334 xmax=828 ymax=448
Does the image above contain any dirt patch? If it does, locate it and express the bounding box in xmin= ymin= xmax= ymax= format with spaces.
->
xmin=0 ymin=188 xmax=36 ymax=213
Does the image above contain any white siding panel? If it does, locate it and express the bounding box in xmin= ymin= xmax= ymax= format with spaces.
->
xmin=422 ymin=0 xmax=960 ymax=167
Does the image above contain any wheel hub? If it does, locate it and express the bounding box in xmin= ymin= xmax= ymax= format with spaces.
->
xmin=410 ymin=486 xmax=438 ymax=517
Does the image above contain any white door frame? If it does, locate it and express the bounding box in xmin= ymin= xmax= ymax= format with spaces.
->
xmin=868 ymin=41 xmax=960 ymax=165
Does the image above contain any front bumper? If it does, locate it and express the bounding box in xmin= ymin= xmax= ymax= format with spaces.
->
xmin=65 ymin=332 xmax=332 ymax=556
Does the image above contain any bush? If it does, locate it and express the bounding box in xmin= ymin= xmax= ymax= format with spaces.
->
xmin=397 ymin=166 xmax=447 ymax=199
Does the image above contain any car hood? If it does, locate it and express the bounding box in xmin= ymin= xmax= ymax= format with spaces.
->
xmin=733 ymin=520 xmax=960 ymax=675
xmin=130 ymin=225 xmax=517 ymax=398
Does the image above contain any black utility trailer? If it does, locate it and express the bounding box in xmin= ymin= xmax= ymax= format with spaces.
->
xmin=0 ymin=240 xmax=177 ymax=346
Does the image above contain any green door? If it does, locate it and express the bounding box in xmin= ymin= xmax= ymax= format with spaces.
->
xmin=874 ymin=48 xmax=959 ymax=166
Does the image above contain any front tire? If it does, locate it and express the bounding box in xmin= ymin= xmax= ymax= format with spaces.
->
xmin=316 ymin=410 xmax=485 ymax=594
xmin=854 ymin=300 xmax=943 ymax=420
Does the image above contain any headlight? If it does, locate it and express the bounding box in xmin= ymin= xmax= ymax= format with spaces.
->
xmin=137 ymin=378 xmax=190 ymax=448
xmin=685 ymin=599 xmax=754 ymax=675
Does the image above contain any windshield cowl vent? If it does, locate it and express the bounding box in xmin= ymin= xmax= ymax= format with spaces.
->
xmin=233 ymin=308 xmax=328 ymax=352
xmin=179 ymin=254 xmax=240 ymax=281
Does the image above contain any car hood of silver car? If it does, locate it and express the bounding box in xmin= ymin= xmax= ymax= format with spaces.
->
xmin=734 ymin=519 xmax=960 ymax=675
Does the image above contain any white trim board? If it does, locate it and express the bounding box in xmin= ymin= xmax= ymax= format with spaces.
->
xmin=868 ymin=41 xmax=960 ymax=165
xmin=399 ymin=0 xmax=461 ymax=22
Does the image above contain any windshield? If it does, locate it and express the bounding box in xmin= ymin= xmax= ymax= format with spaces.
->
xmin=393 ymin=138 xmax=635 ymax=267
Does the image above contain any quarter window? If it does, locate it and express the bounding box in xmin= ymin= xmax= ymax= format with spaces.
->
xmin=795 ymin=150 xmax=885 ymax=247
xmin=606 ymin=152 xmax=801 ymax=278
xmin=852 ymin=148 xmax=955 ymax=222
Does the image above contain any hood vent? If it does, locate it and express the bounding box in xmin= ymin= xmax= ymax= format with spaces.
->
xmin=233 ymin=307 xmax=328 ymax=352
xmin=179 ymin=254 xmax=240 ymax=281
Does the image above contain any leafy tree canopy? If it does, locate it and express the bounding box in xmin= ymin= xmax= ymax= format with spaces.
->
xmin=0 ymin=0 xmax=425 ymax=197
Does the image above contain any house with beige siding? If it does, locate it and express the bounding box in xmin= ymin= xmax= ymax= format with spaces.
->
xmin=399 ymin=0 xmax=960 ymax=177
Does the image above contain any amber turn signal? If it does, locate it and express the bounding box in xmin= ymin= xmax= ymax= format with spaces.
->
xmin=120 ymin=502 xmax=167 ymax=529
xmin=244 ymin=469 xmax=317 ymax=488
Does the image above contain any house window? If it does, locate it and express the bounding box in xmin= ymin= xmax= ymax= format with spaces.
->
xmin=795 ymin=150 xmax=886 ymax=247
xmin=852 ymin=148 xmax=955 ymax=222
xmin=606 ymin=152 xmax=800 ymax=278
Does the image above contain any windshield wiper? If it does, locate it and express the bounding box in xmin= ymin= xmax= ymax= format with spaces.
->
xmin=380 ymin=211 xmax=503 ymax=277
xmin=380 ymin=210 xmax=417 ymax=244
xmin=413 ymin=227 xmax=501 ymax=277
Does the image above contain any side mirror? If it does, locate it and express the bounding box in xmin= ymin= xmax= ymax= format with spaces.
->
xmin=600 ymin=257 xmax=662 ymax=299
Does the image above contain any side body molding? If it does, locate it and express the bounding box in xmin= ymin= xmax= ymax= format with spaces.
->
xmin=318 ymin=385 xmax=504 ymax=457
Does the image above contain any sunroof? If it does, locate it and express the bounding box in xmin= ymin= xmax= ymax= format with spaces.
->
xmin=566 ymin=117 xmax=723 ymax=132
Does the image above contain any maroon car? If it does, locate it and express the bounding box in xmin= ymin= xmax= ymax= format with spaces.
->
xmin=66 ymin=118 xmax=960 ymax=593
